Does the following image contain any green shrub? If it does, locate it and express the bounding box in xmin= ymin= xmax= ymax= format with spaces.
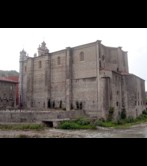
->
xmin=59 ymin=119 xmax=96 ymax=129
xmin=0 ymin=124 xmax=45 ymax=130
xmin=59 ymin=121 xmax=80 ymax=129
xmin=142 ymin=110 xmax=147 ymax=115
xmin=120 ymin=109 xmax=126 ymax=119
xmin=126 ymin=116 xmax=134 ymax=123
xmin=107 ymin=107 xmax=114 ymax=121
xmin=115 ymin=119 xmax=125 ymax=125
xmin=136 ymin=114 xmax=147 ymax=121
xmin=94 ymin=120 xmax=105 ymax=126
xmin=75 ymin=118 xmax=91 ymax=125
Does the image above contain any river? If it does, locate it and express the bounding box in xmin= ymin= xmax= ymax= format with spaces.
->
xmin=1 ymin=123 xmax=147 ymax=138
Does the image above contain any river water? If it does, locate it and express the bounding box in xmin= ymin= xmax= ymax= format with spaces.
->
xmin=1 ymin=123 xmax=147 ymax=138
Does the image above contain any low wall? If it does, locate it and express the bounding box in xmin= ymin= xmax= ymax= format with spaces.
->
xmin=0 ymin=110 xmax=87 ymax=123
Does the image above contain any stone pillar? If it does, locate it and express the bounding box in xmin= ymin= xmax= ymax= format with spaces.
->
xmin=30 ymin=58 xmax=34 ymax=108
xmin=14 ymin=84 xmax=17 ymax=108
xmin=66 ymin=47 xmax=72 ymax=111
xmin=117 ymin=47 xmax=122 ymax=72
xmin=19 ymin=50 xmax=27 ymax=107
xmin=124 ymin=51 xmax=129 ymax=73
xmin=96 ymin=40 xmax=101 ymax=112
xmin=46 ymin=53 xmax=51 ymax=109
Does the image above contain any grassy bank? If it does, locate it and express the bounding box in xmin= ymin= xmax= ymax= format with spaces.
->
xmin=95 ymin=115 xmax=147 ymax=128
xmin=58 ymin=118 xmax=96 ymax=129
xmin=0 ymin=124 xmax=45 ymax=130
xmin=58 ymin=111 xmax=147 ymax=129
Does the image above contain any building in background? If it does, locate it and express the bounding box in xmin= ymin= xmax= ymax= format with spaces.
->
xmin=6 ymin=76 xmax=19 ymax=105
xmin=0 ymin=77 xmax=18 ymax=110
xmin=19 ymin=41 xmax=146 ymax=119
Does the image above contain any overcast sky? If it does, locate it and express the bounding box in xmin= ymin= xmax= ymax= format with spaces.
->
xmin=0 ymin=28 xmax=147 ymax=90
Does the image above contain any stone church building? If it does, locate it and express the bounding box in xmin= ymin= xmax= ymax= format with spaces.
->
xmin=19 ymin=40 xmax=146 ymax=119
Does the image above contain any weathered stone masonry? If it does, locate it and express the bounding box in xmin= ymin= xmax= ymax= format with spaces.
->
xmin=0 ymin=78 xmax=17 ymax=109
xmin=19 ymin=40 xmax=146 ymax=119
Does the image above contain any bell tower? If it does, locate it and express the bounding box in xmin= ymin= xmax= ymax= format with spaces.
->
xmin=38 ymin=41 xmax=49 ymax=56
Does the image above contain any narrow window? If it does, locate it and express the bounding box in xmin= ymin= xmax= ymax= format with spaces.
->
xmin=48 ymin=99 xmax=51 ymax=108
xmin=80 ymin=102 xmax=83 ymax=110
xmin=71 ymin=103 xmax=73 ymax=110
xmin=76 ymin=101 xmax=79 ymax=109
xmin=31 ymin=102 xmax=33 ymax=107
xmin=25 ymin=66 xmax=27 ymax=72
xmin=57 ymin=57 xmax=61 ymax=65
xmin=102 ymin=55 xmax=105 ymax=61
xmin=39 ymin=61 xmax=42 ymax=68
xmin=116 ymin=102 xmax=119 ymax=106
xmin=53 ymin=101 xmax=55 ymax=108
xmin=60 ymin=100 xmax=62 ymax=108
xmin=99 ymin=61 xmax=101 ymax=68
xmin=80 ymin=51 xmax=84 ymax=61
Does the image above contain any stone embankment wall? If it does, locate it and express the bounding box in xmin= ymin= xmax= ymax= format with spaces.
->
xmin=0 ymin=110 xmax=86 ymax=123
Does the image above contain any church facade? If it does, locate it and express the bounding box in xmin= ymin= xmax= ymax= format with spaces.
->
xmin=19 ymin=40 xmax=146 ymax=119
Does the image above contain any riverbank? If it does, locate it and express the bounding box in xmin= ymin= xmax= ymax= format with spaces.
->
xmin=0 ymin=122 xmax=147 ymax=138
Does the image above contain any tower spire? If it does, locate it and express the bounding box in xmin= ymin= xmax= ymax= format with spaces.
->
xmin=38 ymin=41 xmax=49 ymax=56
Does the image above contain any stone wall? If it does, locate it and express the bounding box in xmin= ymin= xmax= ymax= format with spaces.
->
xmin=100 ymin=44 xmax=129 ymax=73
xmin=123 ymin=75 xmax=146 ymax=118
xmin=50 ymin=50 xmax=66 ymax=109
xmin=0 ymin=81 xmax=16 ymax=109
xmin=0 ymin=110 xmax=86 ymax=123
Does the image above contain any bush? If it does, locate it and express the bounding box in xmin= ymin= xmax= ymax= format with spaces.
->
xmin=120 ymin=109 xmax=126 ymax=119
xmin=0 ymin=124 xmax=45 ymax=130
xmin=126 ymin=116 xmax=134 ymax=123
xmin=115 ymin=119 xmax=125 ymax=125
xmin=136 ymin=114 xmax=147 ymax=121
xmin=58 ymin=119 xmax=96 ymax=129
xmin=59 ymin=121 xmax=80 ymax=129
xmin=75 ymin=118 xmax=91 ymax=125
xmin=107 ymin=107 xmax=114 ymax=121
xmin=142 ymin=110 xmax=147 ymax=115
xmin=94 ymin=120 xmax=105 ymax=126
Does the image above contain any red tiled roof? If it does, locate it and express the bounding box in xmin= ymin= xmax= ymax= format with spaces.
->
xmin=0 ymin=77 xmax=18 ymax=83
xmin=7 ymin=76 xmax=19 ymax=82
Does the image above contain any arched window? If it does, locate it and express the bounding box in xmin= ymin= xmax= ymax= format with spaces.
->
xmin=80 ymin=52 xmax=84 ymax=61
xmin=57 ymin=57 xmax=61 ymax=65
xmin=39 ymin=61 xmax=42 ymax=68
